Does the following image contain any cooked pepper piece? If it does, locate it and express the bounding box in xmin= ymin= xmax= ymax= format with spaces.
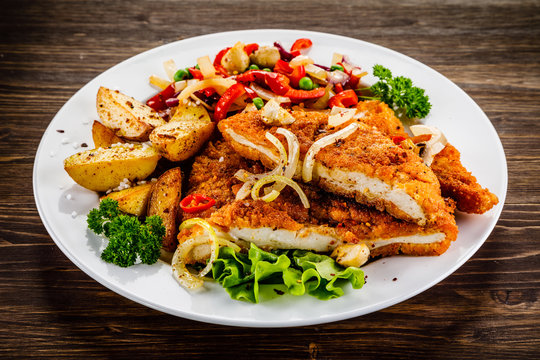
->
xmin=328 ymin=89 xmax=358 ymax=108
xmin=188 ymin=67 xmax=204 ymax=80
xmin=244 ymin=43 xmax=259 ymax=56
xmin=213 ymin=83 xmax=246 ymax=122
xmin=180 ymin=194 xmax=216 ymax=213
xmin=236 ymin=70 xmax=325 ymax=102
xmin=290 ymin=38 xmax=313 ymax=56
xmin=146 ymin=83 xmax=176 ymax=111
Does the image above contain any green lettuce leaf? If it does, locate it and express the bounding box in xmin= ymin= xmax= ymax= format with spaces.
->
xmin=212 ymin=243 xmax=365 ymax=303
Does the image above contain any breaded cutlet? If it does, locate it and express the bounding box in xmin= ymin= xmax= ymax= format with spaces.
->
xmin=431 ymin=143 xmax=499 ymax=213
xmin=218 ymin=110 xmax=452 ymax=227
xmin=352 ymin=100 xmax=498 ymax=213
xmin=179 ymin=141 xmax=458 ymax=261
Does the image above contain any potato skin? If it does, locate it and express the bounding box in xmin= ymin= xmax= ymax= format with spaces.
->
xmin=63 ymin=144 xmax=160 ymax=192
xmin=92 ymin=120 xmax=125 ymax=148
xmin=100 ymin=182 xmax=154 ymax=217
xmin=150 ymin=104 xmax=214 ymax=161
xmin=147 ymin=167 xmax=182 ymax=252
xmin=96 ymin=87 xmax=165 ymax=141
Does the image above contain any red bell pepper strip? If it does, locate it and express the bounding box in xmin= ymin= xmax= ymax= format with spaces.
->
xmin=188 ymin=67 xmax=204 ymax=80
xmin=244 ymin=43 xmax=259 ymax=55
xmin=146 ymin=83 xmax=176 ymax=111
xmin=328 ymin=89 xmax=359 ymax=108
xmin=243 ymin=85 xmax=258 ymax=99
xmin=180 ymin=194 xmax=216 ymax=213
xmin=334 ymin=83 xmax=344 ymax=94
xmin=288 ymin=65 xmax=306 ymax=88
xmin=290 ymin=38 xmax=313 ymax=55
xmin=215 ymin=64 xmax=229 ymax=77
xmin=273 ymin=60 xmax=305 ymax=88
xmin=236 ymin=70 xmax=290 ymax=95
xmin=284 ymin=87 xmax=326 ymax=102
xmin=214 ymin=47 xmax=231 ymax=66
xmin=236 ymin=70 xmax=325 ymax=101
xmin=392 ymin=135 xmax=407 ymax=145
xmin=202 ymin=87 xmax=216 ymax=97
xmin=213 ymin=83 xmax=246 ymax=122
xmin=273 ymin=59 xmax=293 ymax=75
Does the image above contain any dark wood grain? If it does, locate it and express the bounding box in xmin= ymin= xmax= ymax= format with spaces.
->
xmin=1 ymin=0 xmax=539 ymax=359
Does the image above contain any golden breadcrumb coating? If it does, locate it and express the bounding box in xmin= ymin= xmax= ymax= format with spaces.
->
xmin=218 ymin=109 xmax=452 ymax=226
xmin=353 ymin=100 xmax=498 ymax=214
xmin=431 ymin=143 xmax=499 ymax=213
xmin=179 ymin=141 xmax=458 ymax=258
xmin=355 ymin=100 xmax=408 ymax=137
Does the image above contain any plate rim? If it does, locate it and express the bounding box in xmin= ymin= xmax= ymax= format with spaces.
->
xmin=33 ymin=29 xmax=508 ymax=327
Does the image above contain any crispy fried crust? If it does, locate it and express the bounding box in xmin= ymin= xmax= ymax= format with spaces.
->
xmin=355 ymin=100 xmax=408 ymax=137
xmin=353 ymin=100 xmax=498 ymax=214
xmin=431 ymin=143 xmax=499 ymax=213
xmin=179 ymin=141 xmax=458 ymax=258
xmin=218 ymin=109 xmax=452 ymax=226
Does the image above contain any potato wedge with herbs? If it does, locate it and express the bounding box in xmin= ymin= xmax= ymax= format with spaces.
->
xmin=96 ymin=86 xmax=166 ymax=141
xmin=64 ymin=144 xmax=160 ymax=192
xmin=100 ymin=182 xmax=154 ymax=217
xmin=92 ymin=120 xmax=125 ymax=148
xmin=147 ymin=167 xmax=182 ymax=252
xmin=149 ymin=104 xmax=214 ymax=161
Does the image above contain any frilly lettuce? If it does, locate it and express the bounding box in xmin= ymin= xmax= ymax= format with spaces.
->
xmin=212 ymin=243 xmax=364 ymax=303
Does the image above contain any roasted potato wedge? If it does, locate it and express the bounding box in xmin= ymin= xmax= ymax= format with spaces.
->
xmin=170 ymin=102 xmax=212 ymax=123
xmin=149 ymin=104 xmax=214 ymax=161
xmin=100 ymin=182 xmax=154 ymax=217
xmin=64 ymin=144 xmax=160 ymax=192
xmin=92 ymin=120 xmax=125 ymax=148
xmin=147 ymin=167 xmax=182 ymax=252
xmin=97 ymin=87 xmax=166 ymax=141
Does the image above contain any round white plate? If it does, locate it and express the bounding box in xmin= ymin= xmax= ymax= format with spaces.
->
xmin=33 ymin=30 xmax=507 ymax=327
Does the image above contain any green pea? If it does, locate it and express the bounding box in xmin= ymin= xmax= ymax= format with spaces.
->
xmin=173 ymin=69 xmax=189 ymax=82
xmin=298 ymin=77 xmax=314 ymax=90
xmin=249 ymin=64 xmax=260 ymax=70
xmin=195 ymin=64 xmax=200 ymax=69
xmin=253 ymin=97 xmax=264 ymax=110
xmin=331 ymin=65 xmax=344 ymax=72
xmin=262 ymin=68 xmax=272 ymax=72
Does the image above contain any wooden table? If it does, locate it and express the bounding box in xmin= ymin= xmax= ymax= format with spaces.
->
xmin=1 ymin=0 xmax=538 ymax=358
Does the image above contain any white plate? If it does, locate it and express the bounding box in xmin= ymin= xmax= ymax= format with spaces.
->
xmin=33 ymin=29 xmax=507 ymax=327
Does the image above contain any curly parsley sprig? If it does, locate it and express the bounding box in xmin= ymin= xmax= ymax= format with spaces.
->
xmin=360 ymin=65 xmax=432 ymax=119
xmin=87 ymin=198 xmax=165 ymax=267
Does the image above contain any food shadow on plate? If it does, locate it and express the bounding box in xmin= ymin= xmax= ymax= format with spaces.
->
xmin=83 ymin=227 xmax=163 ymax=284
xmin=58 ymin=184 xmax=99 ymax=216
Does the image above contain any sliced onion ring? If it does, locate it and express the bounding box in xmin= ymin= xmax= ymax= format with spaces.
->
xmin=251 ymin=175 xmax=310 ymax=208
xmin=172 ymin=236 xmax=206 ymax=289
xmin=172 ymin=218 xmax=220 ymax=291
xmin=302 ymin=122 xmax=359 ymax=182
xmin=177 ymin=78 xmax=237 ymax=103
xmin=249 ymin=83 xmax=290 ymax=103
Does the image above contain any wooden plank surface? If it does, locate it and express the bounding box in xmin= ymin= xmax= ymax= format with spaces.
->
xmin=1 ymin=0 xmax=539 ymax=358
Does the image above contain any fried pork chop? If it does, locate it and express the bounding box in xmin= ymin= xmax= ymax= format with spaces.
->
xmin=217 ymin=109 xmax=452 ymax=227
xmin=179 ymin=141 xmax=458 ymax=261
xmin=354 ymin=101 xmax=498 ymax=213
xmin=431 ymin=143 xmax=499 ymax=213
